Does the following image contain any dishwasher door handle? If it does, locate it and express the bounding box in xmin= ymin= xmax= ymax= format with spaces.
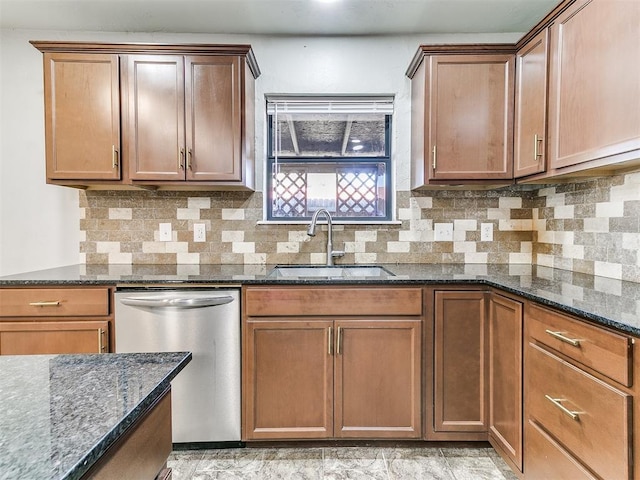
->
xmin=119 ymin=296 xmax=235 ymax=309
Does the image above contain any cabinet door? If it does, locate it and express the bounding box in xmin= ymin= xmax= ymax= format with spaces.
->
xmin=125 ymin=55 xmax=186 ymax=181
xmin=434 ymin=291 xmax=488 ymax=433
xmin=429 ymin=55 xmax=514 ymax=180
xmin=0 ymin=321 xmax=108 ymax=354
xmin=488 ymin=294 xmax=523 ymax=471
xmin=514 ymin=29 xmax=549 ymax=178
xmin=548 ymin=0 xmax=640 ymax=169
xmin=243 ymin=320 xmax=333 ymax=439
xmin=334 ymin=320 xmax=422 ymax=438
xmin=43 ymin=53 xmax=120 ymax=181
xmin=185 ymin=56 xmax=243 ymax=182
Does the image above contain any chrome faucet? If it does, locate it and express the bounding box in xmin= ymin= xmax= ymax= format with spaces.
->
xmin=307 ymin=209 xmax=345 ymax=266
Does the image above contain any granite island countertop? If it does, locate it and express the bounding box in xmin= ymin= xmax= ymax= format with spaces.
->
xmin=1 ymin=263 xmax=639 ymax=335
xmin=0 ymin=351 xmax=191 ymax=480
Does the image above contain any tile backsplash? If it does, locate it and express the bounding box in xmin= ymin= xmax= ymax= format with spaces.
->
xmin=79 ymin=169 xmax=640 ymax=282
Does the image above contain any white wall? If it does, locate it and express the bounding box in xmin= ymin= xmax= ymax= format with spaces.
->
xmin=0 ymin=28 xmax=520 ymax=275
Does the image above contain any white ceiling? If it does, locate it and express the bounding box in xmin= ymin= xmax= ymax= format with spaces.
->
xmin=0 ymin=0 xmax=558 ymax=36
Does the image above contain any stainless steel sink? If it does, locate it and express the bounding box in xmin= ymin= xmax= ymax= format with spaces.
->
xmin=268 ymin=265 xmax=395 ymax=278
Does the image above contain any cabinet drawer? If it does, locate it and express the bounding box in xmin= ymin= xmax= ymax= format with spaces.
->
xmin=0 ymin=321 xmax=109 ymax=355
xmin=524 ymin=419 xmax=596 ymax=480
xmin=0 ymin=288 xmax=110 ymax=317
xmin=244 ymin=287 xmax=422 ymax=317
xmin=526 ymin=303 xmax=632 ymax=386
xmin=527 ymin=343 xmax=631 ymax=480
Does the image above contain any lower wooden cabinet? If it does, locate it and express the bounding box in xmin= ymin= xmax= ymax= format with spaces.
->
xmin=0 ymin=320 xmax=108 ymax=355
xmin=244 ymin=320 xmax=334 ymax=439
xmin=334 ymin=320 xmax=422 ymax=438
xmin=0 ymin=286 xmax=113 ymax=354
xmin=242 ymin=286 xmax=423 ymax=441
xmin=83 ymin=388 xmax=172 ymax=480
xmin=488 ymin=293 xmax=523 ymax=472
xmin=524 ymin=303 xmax=634 ymax=480
xmin=524 ymin=419 xmax=596 ymax=480
xmin=431 ymin=290 xmax=488 ymax=439
xmin=244 ymin=317 xmax=422 ymax=440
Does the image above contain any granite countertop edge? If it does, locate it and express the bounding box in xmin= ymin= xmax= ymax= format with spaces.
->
xmin=64 ymin=351 xmax=192 ymax=480
xmin=1 ymin=263 xmax=638 ymax=336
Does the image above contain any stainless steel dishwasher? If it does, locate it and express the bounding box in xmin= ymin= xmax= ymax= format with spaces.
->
xmin=115 ymin=288 xmax=241 ymax=446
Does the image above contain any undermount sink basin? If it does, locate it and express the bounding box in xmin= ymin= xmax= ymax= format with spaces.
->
xmin=268 ymin=265 xmax=395 ymax=278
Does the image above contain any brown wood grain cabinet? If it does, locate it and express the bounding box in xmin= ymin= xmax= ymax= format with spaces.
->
xmin=40 ymin=52 xmax=121 ymax=182
xmin=124 ymin=54 xmax=254 ymax=187
xmin=488 ymin=293 xmax=523 ymax=473
xmin=0 ymin=321 xmax=108 ymax=355
xmin=547 ymin=0 xmax=640 ymax=173
xmin=514 ymin=29 xmax=549 ymax=178
xmin=0 ymin=286 xmax=113 ymax=354
xmin=524 ymin=303 xmax=634 ymax=480
xmin=242 ymin=286 xmax=422 ymax=441
xmin=244 ymin=320 xmax=334 ymax=439
xmin=31 ymin=42 xmax=259 ymax=190
xmin=407 ymin=47 xmax=515 ymax=187
xmin=82 ymin=388 xmax=173 ymax=480
xmin=431 ymin=290 xmax=488 ymax=440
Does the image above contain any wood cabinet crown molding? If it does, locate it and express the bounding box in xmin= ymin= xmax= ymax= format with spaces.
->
xmin=405 ymin=43 xmax=516 ymax=79
xmin=30 ymin=41 xmax=261 ymax=79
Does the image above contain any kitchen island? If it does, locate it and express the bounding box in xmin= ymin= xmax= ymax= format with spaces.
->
xmin=0 ymin=351 xmax=191 ymax=480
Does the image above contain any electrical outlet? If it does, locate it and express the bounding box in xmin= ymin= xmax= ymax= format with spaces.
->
xmin=194 ymin=223 xmax=206 ymax=242
xmin=159 ymin=223 xmax=172 ymax=242
xmin=434 ymin=223 xmax=453 ymax=241
xmin=481 ymin=223 xmax=494 ymax=242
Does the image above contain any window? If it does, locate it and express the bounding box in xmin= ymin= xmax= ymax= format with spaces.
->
xmin=266 ymin=96 xmax=393 ymax=222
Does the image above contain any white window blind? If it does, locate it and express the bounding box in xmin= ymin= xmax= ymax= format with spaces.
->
xmin=266 ymin=95 xmax=394 ymax=115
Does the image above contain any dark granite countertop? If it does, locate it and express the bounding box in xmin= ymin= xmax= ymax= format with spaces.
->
xmin=1 ymin=263 xmax=639 ymax=336
xmin=0 ymin=351 xmax=191 ymax=480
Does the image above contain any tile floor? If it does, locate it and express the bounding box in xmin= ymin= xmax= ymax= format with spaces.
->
xmin=168 ymin=445 xmax=519 ymax=479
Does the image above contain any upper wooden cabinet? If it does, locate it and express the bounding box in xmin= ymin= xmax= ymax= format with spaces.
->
xmin=407 ymin=47 xmax=515 ymax=187
xmin=41 ymin=53 xmax=121 ymax=181
xmin=514 ymin=29 xmax=549 ymax=178
xmin=547 ymin=0 xmax=640 ymax=173
xmin=31 ymin=42 xmax=260 ymax=190
xmin=124 ymin=54 xmax=254 ymax=187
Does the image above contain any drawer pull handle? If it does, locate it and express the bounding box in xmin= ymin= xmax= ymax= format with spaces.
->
xmin=545 ymin=329 xmax=581 ymax=347
xmin=98 ymin=328 xmax=106 ymax=353
xmin=545 ymin=395 xmax=580 ymax=421
xmin=337 ymin=327 xmax=343 ymax=355
xmin=328 ymin=327 xmax=333 ymax=356
xmin=29 ymin=301 xmax=61 ymax=307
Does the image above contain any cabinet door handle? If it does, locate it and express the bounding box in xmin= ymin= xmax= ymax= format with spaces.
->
xmin=178 ymin=148 xmax=185 ymax=170
xmin=534 ymin=134 xmax=543 ymax=161
xmin=432 ymin=145 xmax=437 ymax=170
xmin=187 ymin=149 xmax=193 ymax=170
xmin=545 ymin=395 xmax=580 ymax=421
xmin=328 ymin=327 xmax=333 ymax=355
xmin=98 ymin=328 xmax=106 ymax=353
xmin=545 ymin=329 xmax=581 ymax=347
xmin=112 ymin=145 xmax=119 ymax=168
xmin=337 ymin=327 xmax=343 ymax=355
xmin=29 ymin=301 xmax=61 ymax=307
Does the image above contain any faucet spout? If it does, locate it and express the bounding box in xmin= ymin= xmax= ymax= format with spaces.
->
xmin=307 ymin=209 xmax=344 ymax=266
